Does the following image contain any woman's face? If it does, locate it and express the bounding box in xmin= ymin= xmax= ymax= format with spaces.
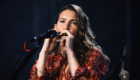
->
xmin=54 ymin=9 xmax=79 ymax=37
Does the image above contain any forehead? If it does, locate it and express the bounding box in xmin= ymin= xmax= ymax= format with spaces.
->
xmin=58 ymin=9 xmax=77 ymax=20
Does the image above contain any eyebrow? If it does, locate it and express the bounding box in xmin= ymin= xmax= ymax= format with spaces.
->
xmin=59 ymin=18 xmax=77 ymax=21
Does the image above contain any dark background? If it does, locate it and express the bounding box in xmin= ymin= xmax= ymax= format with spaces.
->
xmin=0 ymin=0 xmax=137 ymax=80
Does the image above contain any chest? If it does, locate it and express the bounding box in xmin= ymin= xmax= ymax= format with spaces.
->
xmin=47 ymin=56 xmax=70 ymax=79
xmin=51 ymin=62 xmax=70 ymax=80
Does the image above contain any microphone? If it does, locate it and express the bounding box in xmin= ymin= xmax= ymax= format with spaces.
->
xmin=11 ymin=30 xmax=67 ymax=80
xmin=30 ymin=30 xmax=57 ymax=42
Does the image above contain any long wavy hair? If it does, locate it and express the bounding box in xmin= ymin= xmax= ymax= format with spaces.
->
xmin=54 ymin=4 xmax=109 ymax=65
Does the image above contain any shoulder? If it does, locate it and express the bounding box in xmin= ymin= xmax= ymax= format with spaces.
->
xmin=93 ymin=46 xmax=103 ymax=54
xmin=88 ymin=47 xmax=110 ymax=66
xmin=87 ymin=47 xmax=103 ymax=57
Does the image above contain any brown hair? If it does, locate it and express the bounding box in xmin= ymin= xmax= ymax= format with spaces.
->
xmin=54 ymin=4 xmax=109 ymax=64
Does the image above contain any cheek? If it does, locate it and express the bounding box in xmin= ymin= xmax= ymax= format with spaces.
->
xmin=69 ymin=27 xmax=78 ymax=37
xmin=56 ymin=25 xmax=63 ymax=32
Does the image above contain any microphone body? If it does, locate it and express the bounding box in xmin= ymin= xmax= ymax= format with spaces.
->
xmin=30 ymin=30 xmax=57 ymax=42
xmin=29 ymin=30 xmax=68 ymax=42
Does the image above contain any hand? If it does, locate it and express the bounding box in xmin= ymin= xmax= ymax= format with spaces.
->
xmin=59 ymin=30 xmax=75 ymax=55
xmin=41 ymin=29 xmax=57 ymax=54
xmin=60 ymin=30 xmax=80 ymax=76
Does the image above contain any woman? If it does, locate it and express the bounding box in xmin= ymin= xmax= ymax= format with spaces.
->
xmin=29 ymin=4 xmax=110 ymax=80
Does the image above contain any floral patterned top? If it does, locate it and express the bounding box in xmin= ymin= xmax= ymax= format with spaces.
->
xmin=29 ymin=49 xmax=108 ymax=80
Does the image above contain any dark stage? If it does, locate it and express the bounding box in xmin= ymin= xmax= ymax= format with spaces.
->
xmin=0 ymin=0 xmax=137 ymax=80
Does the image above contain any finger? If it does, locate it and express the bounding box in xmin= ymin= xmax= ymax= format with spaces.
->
xmin=60 ymin=42 xmax=67 ymax=54
xmin=41 ymin=38 xmax=51 ymax=52
xmin=44 ymin=37 xmax=55 ymax=49
xmin=60 ymin=30 xmax=73 ymax=37
xmin=49 ymin=38 xmax=57 ymax=51
xmin=44 ymin=38 xmax=51 ymax=46
xmin=60 ymin=36 xmax=66 ymax=46
xmin=60 ymin=37 xmax=65 ymax=46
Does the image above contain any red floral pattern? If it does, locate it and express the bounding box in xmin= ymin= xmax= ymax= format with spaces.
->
xmin=29 ymin=49 xmax=108 ymax=80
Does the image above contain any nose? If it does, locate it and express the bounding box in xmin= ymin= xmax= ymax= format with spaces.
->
xmin=63 ymin=22 xmax=70 ymax=30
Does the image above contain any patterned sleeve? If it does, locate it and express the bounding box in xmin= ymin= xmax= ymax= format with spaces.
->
xmin=68 ymin=49 xmax=109 ymax=80
xmin=28 ymin=60 xmax=48 ymax=80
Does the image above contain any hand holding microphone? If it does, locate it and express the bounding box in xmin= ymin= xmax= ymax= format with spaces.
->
xmin=33 ymin=29 xmax=67 ymax=54
xmin=30 ymin=30 xmax=67 ymax=42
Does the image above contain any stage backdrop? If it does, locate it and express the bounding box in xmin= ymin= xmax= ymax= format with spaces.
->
xmin=0 ymin=0 xmax=130 ymax=80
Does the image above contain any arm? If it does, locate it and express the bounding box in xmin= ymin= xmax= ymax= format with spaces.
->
xmin=66 ymin=49 xmax=108 ymax=80
xmin=29 ymin=39 xmax=50 ymax=80
xmin=36 ymin=50 xmax=48 ymax=77
xmin=29 ymin=37 xmax=57 ymax=80
xmin=59 ymin=30 xmax=80 ymax=76
xmin=36 ymin=38 xmax=52 ymax=77
xmin=67 ymin=49 xmax=79 ymax=76
xmin=29 ymin=59 xmax=48 ymax=80
xmin=59 ymin=30 xmax=108 ymax=79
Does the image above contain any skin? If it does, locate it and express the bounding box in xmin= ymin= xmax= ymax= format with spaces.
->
xmin=36 ymin=9 xmax=80 ymax=77
xmin=54 ymin=9 xmax=78 ymax=57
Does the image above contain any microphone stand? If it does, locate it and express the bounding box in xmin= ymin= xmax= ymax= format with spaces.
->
xmin=10 ymin=30 xmax=58 ymax=80
xmin=120 ymin=46 xmax=126 ymax=72
xmin=10 ymin=42 xmax=41 ymax=80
